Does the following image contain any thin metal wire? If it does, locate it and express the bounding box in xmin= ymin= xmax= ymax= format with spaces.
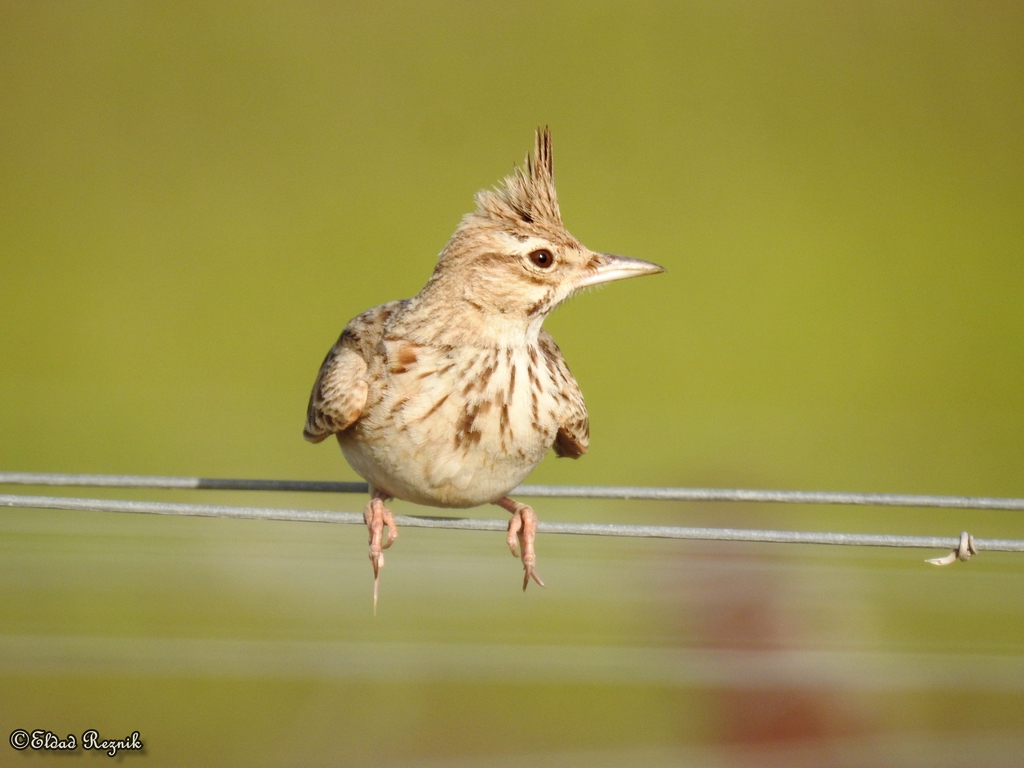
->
xmin=2 ymin=493 xmax=1023 ymax=554
xmin=2 ymin=472 xmax=1024 ymax=511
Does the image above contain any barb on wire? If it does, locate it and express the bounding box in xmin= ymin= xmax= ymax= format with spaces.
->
xmin=2 ymin=494 xmax=1023 ymax=563
xmin=925 ymin=531 xmax=978 ymax=566
xmin=2 ymin=472 xmax=1024 ymax=511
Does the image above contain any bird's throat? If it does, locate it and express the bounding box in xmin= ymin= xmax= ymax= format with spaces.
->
xmin=401 ymin=291 xmax=545 ymax=349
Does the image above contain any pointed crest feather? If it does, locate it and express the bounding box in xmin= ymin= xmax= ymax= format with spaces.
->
xmin=474 ymin=127 xmax=562 ymax=228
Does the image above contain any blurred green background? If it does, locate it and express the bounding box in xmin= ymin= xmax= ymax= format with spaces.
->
xmin=1 ymin=1 xmax=1022 ymax=765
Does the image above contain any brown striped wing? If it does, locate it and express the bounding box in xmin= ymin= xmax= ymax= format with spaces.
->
xmin=304 ymin=301 xmax=409 ymax=443
xmin=303 ymin=339 xmax=368 ymax=442
xmin=538 ymin=330 xmax=589 ymax=459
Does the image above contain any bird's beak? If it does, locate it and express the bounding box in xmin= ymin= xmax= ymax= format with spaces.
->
xmin=576 ymin=252 xmax=666 ymax=289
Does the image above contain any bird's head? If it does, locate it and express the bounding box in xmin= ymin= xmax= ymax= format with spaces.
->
xmin=421 ymin=128 xmax=664 ymax=334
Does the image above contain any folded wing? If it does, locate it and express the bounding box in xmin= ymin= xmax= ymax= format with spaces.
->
xmin=538 ymin=330 xmax=589 ymax=459
xmin=303 ymin=337 xmax=369 ymax=442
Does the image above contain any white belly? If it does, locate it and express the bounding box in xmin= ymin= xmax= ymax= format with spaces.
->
xmin=338 ymin=344 xmax=560 ymax=508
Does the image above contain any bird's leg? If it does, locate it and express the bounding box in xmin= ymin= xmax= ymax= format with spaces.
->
xmin=364 ymin=491 xmax=397 ymax=613
xmin=495 ymin=496 xmax=545 ymax=590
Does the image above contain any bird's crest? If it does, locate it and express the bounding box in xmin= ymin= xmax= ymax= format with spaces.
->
xmin=474 ymin=127 xmax=563 ymax=230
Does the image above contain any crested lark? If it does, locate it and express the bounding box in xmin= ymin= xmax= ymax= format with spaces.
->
xmin=304 ymin=128 xmax=663 ymax=608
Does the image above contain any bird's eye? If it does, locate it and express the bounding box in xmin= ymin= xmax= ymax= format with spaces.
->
xmin=528 ymin=249 xmax=554 ymax=269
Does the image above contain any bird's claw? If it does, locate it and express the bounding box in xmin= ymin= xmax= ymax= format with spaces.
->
xmin=364 ymin=497 xmax=398 ymax=613
xmin=507 ymin=504 xmax=544 ymax=590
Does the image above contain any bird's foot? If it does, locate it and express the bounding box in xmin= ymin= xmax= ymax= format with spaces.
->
xmin=496 ymin=497 xmax=545 ymax=590
xmin=364 ymin=495 xmax=397 ymax=613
